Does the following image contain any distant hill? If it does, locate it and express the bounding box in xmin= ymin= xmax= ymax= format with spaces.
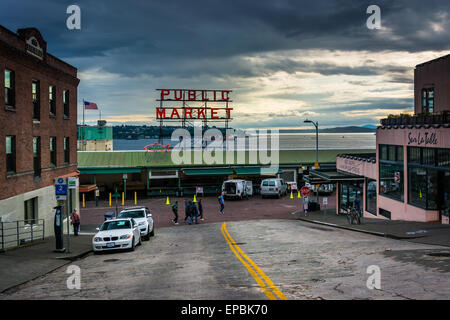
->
xmin=279 ymin=125 xmax=377 ymax=133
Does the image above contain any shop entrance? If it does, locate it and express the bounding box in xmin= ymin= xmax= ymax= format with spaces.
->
xmin=437 ymin=171 xmax=450 ymax=224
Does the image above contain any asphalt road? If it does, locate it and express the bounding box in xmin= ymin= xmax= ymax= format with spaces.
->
xmin=1 ymin=219 xmax=450 ymax=300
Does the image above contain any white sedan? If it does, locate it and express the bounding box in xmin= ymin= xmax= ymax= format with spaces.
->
xmin=118 ymin=206 xmax=154 ymax=240
xmin=93 ymin=218 xmax=141 ymax=253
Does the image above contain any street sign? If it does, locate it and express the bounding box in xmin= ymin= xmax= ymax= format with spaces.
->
xmin=300 ymin=186 xmax=310 ymax=197
xmin=55 ymin=184 xmax=67 ymax=195
xmin=68 ymin=177 xmax=77 ymax=189
xmin=323 ymin=197 xmax=328 ymax=205
xmin=112 ymin=192 xmax=121 ymax=198
xmin=56 ymin=195 xmax=67 ymax=200
xmin=123 ymin=173 xmax=128 ymax=180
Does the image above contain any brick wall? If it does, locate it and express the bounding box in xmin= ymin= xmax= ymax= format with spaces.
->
xmin=0 ymin=26 xmax=80 ymax=201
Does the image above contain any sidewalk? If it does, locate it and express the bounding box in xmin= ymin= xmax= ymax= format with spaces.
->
xmin=0 ymin=234 xmax=92 ymax=293
xmin=293 ymin=209 xmax=450 ymax=247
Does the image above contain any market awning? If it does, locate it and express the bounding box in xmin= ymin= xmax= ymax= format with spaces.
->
xmin=57 ymin=170 xmax=80 ymax=178
xmin=308 ymin=169 xmax=364 ymax=183
xmin=79 ymin=168 xmax=142 ymax=174
xmin=79 ymin=184 xmax=97 ymax=193
xmin=182 ymin=168 xmax=233 ymax=176
xmin=233 ymin=167 xmax=283 ymax=175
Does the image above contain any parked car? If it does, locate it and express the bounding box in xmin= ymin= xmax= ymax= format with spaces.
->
xmin=260 ymin=178 xmax=287 ymax=198
xmin=93 ymin=218 xmax=141 ymax=253
xmin=118 ymin=206 xmax=154 ymax=240
xmin=222 ymin=179 xmax=253 ymax=199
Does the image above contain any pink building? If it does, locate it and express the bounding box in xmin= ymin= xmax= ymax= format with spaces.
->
xmin=311 ymin=54 xmax=450 ymax=224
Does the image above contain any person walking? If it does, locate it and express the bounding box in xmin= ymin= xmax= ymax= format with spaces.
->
xmin=218 ymin=192 xmax=225 ymax=215
xmin=183 ymin=199 xmax=190 ymax=223
xmin=70 ymin=209 xmax=81 ymax=236
xmin=171 ymin=201 xmax=179 ymax=225
xmin=303 ymin=198 xmax=309 ymax=217
xmin=198 ymin=199 xmax=204 ymax=221
xmin=189 ymin=201 xmax=199 ymax=225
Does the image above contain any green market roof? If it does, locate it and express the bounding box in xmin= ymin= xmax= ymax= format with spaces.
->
xmin=77 ymin=149 xmax=375 ymax=170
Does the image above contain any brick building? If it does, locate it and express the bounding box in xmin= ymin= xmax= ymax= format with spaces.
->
xmin=0 ymin=25 xmax=80 ymax=246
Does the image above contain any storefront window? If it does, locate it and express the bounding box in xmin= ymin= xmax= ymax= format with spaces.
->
xmin=380 ymin=163 xmax=404 ymax=201
xmin=366 ymin=179 xmax=377 ymax=215
xmin=339 ymin=181 xmax=363 ymax=214
xmin=408 ymin=167 xmax=427 ymax=208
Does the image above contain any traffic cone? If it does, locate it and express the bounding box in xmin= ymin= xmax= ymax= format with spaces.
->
xmin=290 ymin=191 xmax=293 ymax=199
xmin=166 ymin=196 xmax=170 ymax=205
xmin=193 ymin=194 xmax=197 ymax=203
xmin=297 ymin=190 xmax=301 ymax=198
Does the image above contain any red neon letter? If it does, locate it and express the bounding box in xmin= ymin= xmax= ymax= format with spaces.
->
xmin=213 ymin=90 xmax=217 ymax=101
xmin=156 ymin=108 xmax=166 ymax=119
xmin=174 ymin=89 xmax=183 ymax=100
xmin=201 ymin=90 xmax=209 ymax=101
xmin=197 ymin=108 xmax=206 ymax=119
xmin=188 ymin=90 xmax=196 ymax=101
xmin=225 ymin=108 xmax=233 ymax=119
xmin=211 ymin=108 xmax=219 ymax=119
xmin=185 ymin=108 xmax=193 ymax=119
xmin=221 ymin=90 xmax=230 ymax=101
xmin=170 ymin=108 xmax=181 ymax=119
xmin=161 ymin=89 xmax=170 ymax=100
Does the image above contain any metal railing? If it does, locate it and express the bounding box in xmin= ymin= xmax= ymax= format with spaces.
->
xmin=0 ymin=219 xmax=45 ymax=251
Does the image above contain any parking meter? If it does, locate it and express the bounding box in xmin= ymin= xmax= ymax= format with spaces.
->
xmin=54 ymin=205 xmax=65 ymax=252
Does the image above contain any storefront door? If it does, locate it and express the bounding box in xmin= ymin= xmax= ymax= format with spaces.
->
xmin=438 ymin=171 xmax=450 ymax=224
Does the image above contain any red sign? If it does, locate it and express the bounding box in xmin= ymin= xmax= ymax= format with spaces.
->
xmin=156 ymin=107 xmax=232 ymax=120
xmin=301 ymin=186 xmax=311 ymax=197
xmin=159 ymin=89 xmax=231 ymax=101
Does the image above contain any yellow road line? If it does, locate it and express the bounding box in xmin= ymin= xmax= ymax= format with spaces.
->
xmin=221 ymin=223 xmax=287 ymax=300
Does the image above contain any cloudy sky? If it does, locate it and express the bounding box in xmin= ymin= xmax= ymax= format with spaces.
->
xmin=2 ymin=0 xmax=450 ymax=129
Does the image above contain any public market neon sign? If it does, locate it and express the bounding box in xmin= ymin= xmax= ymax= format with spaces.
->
xmin=156 ymin=89 xmax=233 ymax=120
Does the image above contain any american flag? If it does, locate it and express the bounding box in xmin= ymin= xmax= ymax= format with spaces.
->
xmin=83 ymin=101 xmax=98 ymax=110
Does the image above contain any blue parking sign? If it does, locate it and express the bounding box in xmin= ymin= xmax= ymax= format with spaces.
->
xmin=55 ymin=184 xmax=67 ymax=195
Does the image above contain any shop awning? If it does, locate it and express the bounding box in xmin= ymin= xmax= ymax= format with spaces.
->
xmin=79 ymin=184 xmax=97 ymax=193
xmin=308 ymin=169 xmax=364 ymax=183
xmin=233 ymin=167 xmax=283 ymax=175
xmin=182 ymin=168 xmax=233 ymax=176
xmin=79 ymin=168 xmax=142 ymax=174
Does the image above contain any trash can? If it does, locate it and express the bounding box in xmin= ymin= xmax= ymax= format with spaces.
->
xmin=104 ymin=212 xmax=115 ymax=221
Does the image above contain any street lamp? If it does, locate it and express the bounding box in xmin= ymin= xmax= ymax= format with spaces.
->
xmin=304 ymin=119 xmax=319 ymax=169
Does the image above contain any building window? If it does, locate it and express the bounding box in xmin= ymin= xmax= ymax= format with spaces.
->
xmin=32 ymin=80 xmax=40 ymax=120
xmin=24 ymin=197 xmax=38 ymax=225
xmin=63 ymin=90 xmax=69 ymax=118
xmin=379 ymin=144 xmax=404 ymax=202
xmin=64 ymin=137 xmax=70 ymax=164
xmin=338 ymin=181 xmax=363 ymax=213
xmin=49 ymin=85 xmax=56 ymax=115
xmin=365 ymin=178 xmax=377 ymax=215
xmin=422 ymin=88 xmax=434 ymax=114
xmin=6 ymin=135 xmax=16 ymax=173
xmin=407 ymin=146 xmax=448 ymax=210
xmin=5 ymin=69 xmax=15 ymax=107
xmin=33 ymin=137 xmax=41 ymax=177
xmin=50 ymin=137 xmax=56 ymax=166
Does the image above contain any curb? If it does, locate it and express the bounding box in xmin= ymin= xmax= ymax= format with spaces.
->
xmin=294 ymin=214 xmax=427 ymax=240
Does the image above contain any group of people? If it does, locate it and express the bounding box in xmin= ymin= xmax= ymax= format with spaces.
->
xmin=171 ymin=192 xmax=226 ymax=225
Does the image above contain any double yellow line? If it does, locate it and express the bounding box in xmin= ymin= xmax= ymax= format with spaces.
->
xmin=220 ymin=222 xmax=287 ymax=300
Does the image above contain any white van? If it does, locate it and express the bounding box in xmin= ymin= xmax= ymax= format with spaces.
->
xmin=222 ymin=179 xmax=253 ymax=199
xmin=260 ymin=178 xmax=287 ymax=198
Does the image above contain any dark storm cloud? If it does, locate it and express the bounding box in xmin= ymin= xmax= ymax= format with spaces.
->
xmin=2 ymin=0 xmax=449 ymax=77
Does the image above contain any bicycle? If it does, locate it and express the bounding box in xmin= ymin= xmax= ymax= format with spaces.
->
xmin=346 ymin=207 xmax=361 ymax=225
